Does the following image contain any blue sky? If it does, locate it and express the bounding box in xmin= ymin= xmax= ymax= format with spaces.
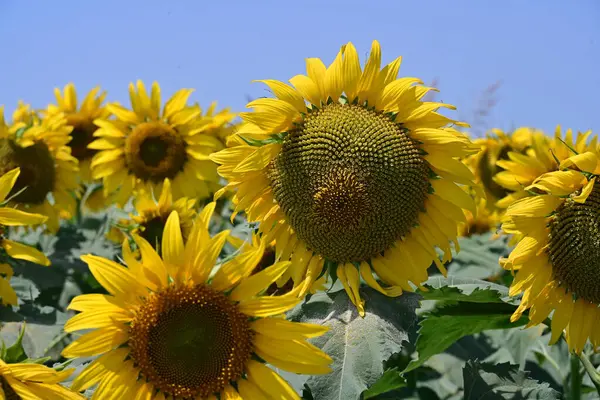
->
xmin=1 ymin=0 xmax=598 ymax=136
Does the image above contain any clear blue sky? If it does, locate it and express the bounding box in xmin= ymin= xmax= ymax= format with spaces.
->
xmin=1 ymin=0 xmax=598 ymax=136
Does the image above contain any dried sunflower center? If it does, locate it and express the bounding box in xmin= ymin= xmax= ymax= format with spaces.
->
xmin=267 ymin=103 xmax=430 ymax=263
xmin=0 ymin=376 xmax=19 ymax=400
xmin=0 ymin=139 xmax=55 ymax=204
xmin=128 ymin=284 xmax=253 ymax=398
xmin=547 ymin=182 xmax=600 ymax=304
xmin=66 ymin=114 xmax=97 ymax=160
xmin=125 ymin=123 xmax=187 ymax=183
xmin=478 ymin=145 xmax=512 ymax=199
xmin=140 ymin=216 xmax=166 ymax=251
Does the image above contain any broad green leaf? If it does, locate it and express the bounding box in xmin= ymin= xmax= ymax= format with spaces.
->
xmin=10 ymin=276 xmax=40 ymax=302
xmin=403 ymin=301 xmax=527 ymax=373
xmin=446 ymin=233 xmax=511 ymax=280
xmin=420 ymin=276 xmax=517 ymax=305
xmin=286 ymin=287 xmax=419 ymax=400
xmin=463 ymin=360 xmax=561 ymax=399
xmin=361 ymin=368 xmax=406 ymax=399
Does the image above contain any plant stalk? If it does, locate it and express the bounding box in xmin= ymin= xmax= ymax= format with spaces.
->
xmin=570 ymin=353 xmax=582 ymax=400
xmin=578 ymin=352 xmax=600 ymax=397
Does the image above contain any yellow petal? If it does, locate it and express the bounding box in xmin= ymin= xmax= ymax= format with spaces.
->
xmin=0 ymin=168 xmax=20 ymax=202
xmin=162 ymin=211 xmax=185 ymax=269
xmin=560 ymin=151 xmax=598 ymax=172
xmin=572 ymin=177 xmax=595 ymax=203
xmin=507 ymin=195 xmax=562 ymax=218
xmin=81 ymin=254 xmax=145 ymax=298
xmin=132 ymin=234 xmax=168 ymax=285
xmin=250 ymin=318 xmax=328 ymax=340
xmin=246 ymin=360 xmax=300 ymax=400
xmin=70 ymin=347 xmax=130 ymax=392
xmin=2 ymin=239 xmax=50 ymax=266
xmin=238 ymin=289 xmax=303 ymax=317
xmin=254 ymin=80 xmax=306 ymax=112
xmin=61 ymin=326 xmax=129 ymax=358
xmin=0 ymin=208 xmax=47 ymax=226
xmin=289 ymin=75 xmax=322 ymax=106
xmin=230 ymin=261 xmax=291 ymax=301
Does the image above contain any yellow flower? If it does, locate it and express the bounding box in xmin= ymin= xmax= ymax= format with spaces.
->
xmin=210 ymin=40 xmax=477 ymax=314
xmin=0 ymin=359 xmax=83 ymax=399
xmin=465 ymin=127 xmax=538 ymax=206
xmin=493 ymin=126 xmax=595 ymax=208
xmin=0 ymin=168 xmax=51 ymax=305
xmin=47 ymin=83 xmax=111 ymax=212
xmin=62 ymin=206 xmax=332 ymax=399
xmin=501 ymin=147 xmax=600 ymax=353
xmin=194 ymin=101 xmax=238 ymax=147
xmin=89 ymin=81 xmax=226 ymax=206
xmin=0 ymin=103 xmax=80 ymax=232
xmin=108 ymin=178 xmax=197 ymax=253
xmin=458 ymin=196 xmax=502 ymax=238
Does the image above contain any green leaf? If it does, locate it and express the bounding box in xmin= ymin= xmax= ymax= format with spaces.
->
xmin=463 ymin=360 xmax=561 ymax=399
xmin=403 ymin=301 xmax=527 ymax=373
xmin=361 ymin=368 xmax=407 ymax=399
xmin=10 ymin=276 xmax=40 ymax=302
xmin=2 ymin=323 xmax=28 ymax=363
xmin=285 ymin=286 xmax=420 ymax=400
xmin=446 ymin=233 xmax=511 ymax=280
xmin=420 ymin=275 xmax=515 ymax=304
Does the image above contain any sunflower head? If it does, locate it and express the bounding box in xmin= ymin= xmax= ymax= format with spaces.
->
xmin=466 ymin=127 xmax=539 ymax=205
xmin=211 ymin=40 xmax=478 ymax=314
xmin=502 ymin=145 xmax=600 ymax=353
xmin=0 ymin=105 xmax=79 ymax=232
xmin=108 ymin=179 xmax=197 ymax=252
xmin=62 ymin=205 xmax=332 ymax=399
xmin=491 ymin=126 xmax=596 ymax=210
xmin=90 ymin=81 xmax=224 ymax=207
xmin=48 ymin=83 xmax=110 ymax=165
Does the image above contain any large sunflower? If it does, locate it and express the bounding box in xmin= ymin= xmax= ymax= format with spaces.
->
xmin=90 ymin=81 xmax=225 ymax=206
xmin=62 ymin=207 xmax=332 ymax=399
xmin=0 ymin=359 xmax=83 ymax=399
xmin=0 ymin=168 xmax=51 ymax=305
xmin=466 ymin=127 xmax=538 ymax=206
xmin=493 ymin=126 xmax=594 ymax=208
xmin=210 ymin=40 xmax=477 ymax=314
xmin=107 ymin=178 xmax=197 ymax=252
xmin=0 ymin=103 xmax=79 ymax=232
xmin=501 ymin=148 xmax=600 ymax=353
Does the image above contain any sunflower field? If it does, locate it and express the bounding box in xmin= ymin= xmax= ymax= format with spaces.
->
xmin=0 ymin=40 xmax=599 ymax=400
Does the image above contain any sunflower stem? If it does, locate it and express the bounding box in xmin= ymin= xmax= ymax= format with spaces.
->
xmin=578 ymin=352 xmax=600 ymax=396
xmin=570 ymin=353 xmax=582 ymax=400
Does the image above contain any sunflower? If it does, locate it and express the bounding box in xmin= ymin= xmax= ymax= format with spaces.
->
xmin=0 ymin=103 xmax=79 ymax=232
xmin=210 ymin=40 xmax=477 ymax=314
xmin=493 ymin=126 xmax=595 ymax=208
xmin=458 ymin=196 xmax=502 ymax=238
xmin=501 ymin=147 xmax=600 ymax=353
xmin=194 ymin=101 xmax=238 ymax=147
xmin=90 ymin=81 xmax=225 ymax=207
xmin=62 ymin=206 xmax=332 ymax=399
xmin=107 ymin=178 xmax=197 ymax=253
xmin=47 ymin=83 xmax=111 ymax=212
xmin=0 ymin=359 xmax=83 ymax=399
xmin=465 ymin=127 xmax=538 ymax=207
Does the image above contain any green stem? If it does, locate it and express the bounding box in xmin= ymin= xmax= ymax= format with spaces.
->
xmin=570 ymin=353 xmax=582 ymax=400
xmin=578 ymin=352 xmax=600 ymax=396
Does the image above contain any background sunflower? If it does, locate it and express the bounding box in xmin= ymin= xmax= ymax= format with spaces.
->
xmin=0 ymin=103 xmax=79 ymax=232
xmin=89 ymin=81 xmax=227 ymax=207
